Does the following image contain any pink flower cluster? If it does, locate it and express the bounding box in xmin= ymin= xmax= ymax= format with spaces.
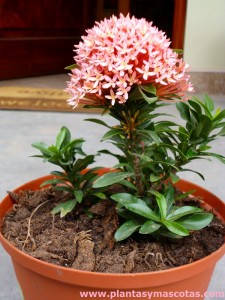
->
xmin=66 ymin=14 xmax=193 ymax=107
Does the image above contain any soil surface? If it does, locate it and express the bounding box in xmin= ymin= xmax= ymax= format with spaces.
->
xmin=2 ymin=188 xmax=224 ymax=273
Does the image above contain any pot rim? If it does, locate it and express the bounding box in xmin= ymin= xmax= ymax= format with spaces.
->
xmin=0 ymin=174 xmax=224 ymax=288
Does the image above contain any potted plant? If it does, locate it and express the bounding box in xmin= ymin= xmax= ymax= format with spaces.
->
xmin=0 ymin=14 xmax=224 ymax=300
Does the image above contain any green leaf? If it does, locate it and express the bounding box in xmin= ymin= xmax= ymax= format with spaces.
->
xmin=138 ymin=86 xmax=158 ymax=104
xmin=93 ymin=172 xmax=132 ymax=188
xmin=31 ymin=142 xmax=51 ymax=156
xmin=116 ymin=207 xmax=138 ymax=220
xmin=101 ymin=128 xmax=123 ymax=141
xmin=64 ymin=63 xmax=78 ymax=70
xmin=165 ymin=185 xmax=175 ymax=213
xmin=125 ymin=202 xmax=159 ymax=221
xmin=167 ymin=206 xmax=202 ymax=221
xmin=74 ymin=190 xmax=84 ymax=203
xmin=180 ymin=168 xmax=205 ymax=180
xmin=192 ymin=96 xmax=212 ymax=118
xmin=56 ymin=127 xmax=70 ymax=150
xmin=94 ymin=192 xmax=106 ymax=199
xmin=178 ymin=213 xmax=213 ymax=230
xmin=176 ymin=102 xmax=190 ymax=121
xmin=40 ymin=179 xmax=62 ymax=187
xmin=204 ymin=95 xmax=214 ymax=113
xmin=188 ymin=100 xmax=202 ymax=116
xmin=150 ymin=191 xmax=167 ymax=219
xmin=111 ymin=193 xmax=140 ymax=204
xmin=85 ymin=118 xmax=110 ymax=128
xmin=119 ymin=180 xmax=138 ymax=191
xmin=150 ymin=174 xmax=161 ymax=182
xmin=163 ymin=220 xmax=189 ymax=236
xmin=115 ymin=220 xmax=142 ymax=241
xmin=175 ymin=190 xmax=196 ymax=201
xmin=139 ymin=83 xmax=156 ymax=95
xmin=158 ymin=229 xmax=183 ymax=239
xmin=148 ymin=131 xmax=160 ymax=144
xmin=139 ymin=220 xmax=161 ymax=234
xmin=214 ymin=109 xmax=225 ymax=122
xmin=112 ymin=193 xmax=159 ymax=221
xmin=72 ymin=155 xmax=95 ymax=173
xmin=51 ymin=199 xmax=76 ymax=217
xmin=200 ymin=152 xmax=225 ymax=164
xmin=50 ymin=171 xmax=66 ymax=177
xmin=218 ymin=125 xmax=225 ymax=136
xmin=194 ymin=115 xmax=212 ymax=138
xmin=172 ymin=49 xmax=183 ymax=54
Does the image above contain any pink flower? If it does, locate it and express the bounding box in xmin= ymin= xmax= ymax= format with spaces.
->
xmin=65 ymin=14 xmax=193 ymax=108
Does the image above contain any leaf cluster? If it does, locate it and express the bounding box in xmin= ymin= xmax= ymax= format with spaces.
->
xmin=110 ymin=185 xmax=213 ymax=241
xmin=32 ymin=126 xmax=103 ymax=217
xmin=92 ymin=94 xmax=225 ymax=192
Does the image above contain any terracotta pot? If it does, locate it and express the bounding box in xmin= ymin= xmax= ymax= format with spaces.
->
xmin=0 ymin=174 xmax=224 ymax=300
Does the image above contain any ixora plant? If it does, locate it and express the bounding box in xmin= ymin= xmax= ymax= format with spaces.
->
xmin=32 ymin=14 xmax=225 ymax=241
xmin=0 ymin=13 xmax=225 ymax=300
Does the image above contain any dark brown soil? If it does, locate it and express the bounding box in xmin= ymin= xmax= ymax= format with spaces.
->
xmin=2 ymin=188 xmax=224 ymax=273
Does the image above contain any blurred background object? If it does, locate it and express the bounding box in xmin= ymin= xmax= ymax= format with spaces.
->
xmin=0 ymin=0 xmax=186 ymax=79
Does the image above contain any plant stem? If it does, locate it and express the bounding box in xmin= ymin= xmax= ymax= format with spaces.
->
xmin=133 ymin=155 xmax=145 ymax=197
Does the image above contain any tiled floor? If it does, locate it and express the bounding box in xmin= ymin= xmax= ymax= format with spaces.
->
xmin=0 ymin=74 xmax=224 ymax=299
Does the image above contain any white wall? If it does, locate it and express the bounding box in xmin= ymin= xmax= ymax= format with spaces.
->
xmin=184 ymin=0 xmax=225 ymax=72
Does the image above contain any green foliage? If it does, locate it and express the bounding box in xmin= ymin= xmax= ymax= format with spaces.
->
xmin=32 ymin=94 xmax=225 ymax=241
xmin=87 ymin=95 xmax=225 ymax=240
xmin=93 ymin=95 xmax=225 ymax=196
xmin=111 ymin=185 xmax=213 ymax=241
xmin=32 ymin=126 xmax=103 ymax=216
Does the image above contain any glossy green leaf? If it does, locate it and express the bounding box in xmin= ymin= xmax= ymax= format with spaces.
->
xmin=50 ymin=171 xmax=66 ymax=177
xmin=178 ymin=213 xmax=213 ymax=230
xmin=73 ymin=155 xmax=95 ymax=173
xmin=163 ymin=220 xmax=189 ymax=236
xmin=176 ymin=102 xmax=190 ymax=121
xmin=150 ymin=190 xmax=167 ymax=219
xmin=125 ymin=202 xmax=159 ymax=221
xmin=204 ymin=95 xmax=214 ymax=113
xmin=85 ymin=118 xmax=110 ymax=128
xmin=167 ymin=206 xmax=202 ymax=221
xmin=188 ymin=100 xmax=202 ymax=116
xmin=119 ymin=180 xmax=138 ymax=191
xmin=138 ymin=86 xmax=158 ymax=104
xmin=40 ymin=179 xmax=62 ymax=187
xmin=101 ymin=128 xmax=123 ymax=141
xmin=115 ymin=220 xmax=141 ymax=241
xmin=194 ymin=115 xmax=212 ymax=138
xmin=93 ymin=172 xmax=132 ymax=188
xmin=51 ymin=199 xmax=76 ymax=217
xmin=214 ymin=109 xmax=225 ymax=122
xmin=165 ymin=185 xmax=175 ymax=213
xmin=56 ymin=127 xmax=70 ymax=150
xmin=139 ymin=220 xmax=161 ymax=234
xmin=74 ymin=190 xmax=84 ymax=203
xmin=31 ymin=142 xmax=51 ymax=156
xmin=111 ymin=193 xmax=141 ymax=205
xmin=139 ymin=83 xmax=156 ymax=95
xmin=94 ymin=192 xmax=106 ymax=199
